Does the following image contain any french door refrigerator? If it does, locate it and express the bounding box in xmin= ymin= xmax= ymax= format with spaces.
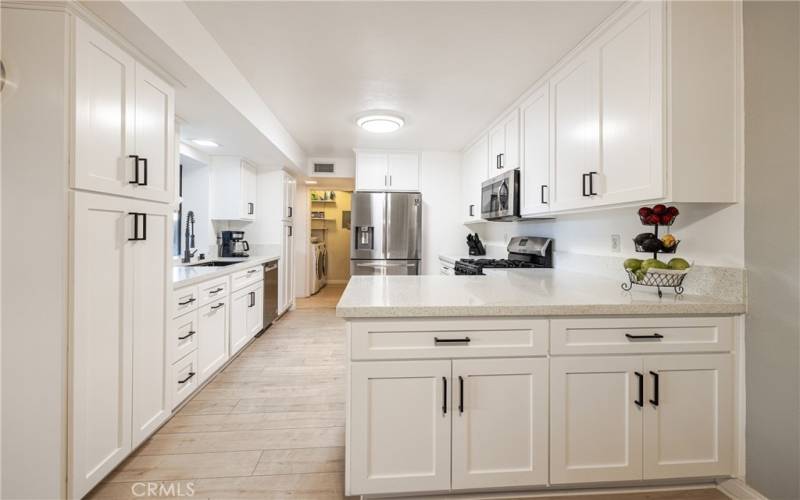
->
xmin=351 ymin=191 xmax=422 ymax=276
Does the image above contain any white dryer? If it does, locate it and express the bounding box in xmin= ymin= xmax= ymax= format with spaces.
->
xmin=311 ymin=241 xmax=328 ymax=294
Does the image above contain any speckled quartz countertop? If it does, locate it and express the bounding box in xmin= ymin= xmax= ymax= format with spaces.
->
xmin=336 ymin=269 xmax=746 ymax=318
xmin=173 ymin=254 xmax=280 ymax=289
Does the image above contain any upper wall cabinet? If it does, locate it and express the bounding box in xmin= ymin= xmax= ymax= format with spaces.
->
xmin=210 ymin=157 xmax=258 ymax=221
xmin=461 ymin=136 xmax=489 ymax=222
xmin=73 ymin=19 xmax=175 ymax=204
xmin=468 ymin=1 xmax=740 ymax=219
xmin=355 ymin=150 xmax=420 ymax=192
xmin=488 ymin=109 xmax=520 ymax=175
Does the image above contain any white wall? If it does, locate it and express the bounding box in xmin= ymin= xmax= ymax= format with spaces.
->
xmin=470 ymin=202 xmax=744 ymax=268
xmin=181 ymin=162 xmax=211 ymax=254
xmin=420 ymin=152 xmax=465 ymax=274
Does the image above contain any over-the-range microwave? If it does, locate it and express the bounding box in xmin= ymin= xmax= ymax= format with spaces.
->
xmin=481 ymin=169 xmax=520 ymax=221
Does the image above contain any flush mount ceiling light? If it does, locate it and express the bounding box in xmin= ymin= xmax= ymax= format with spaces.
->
xmin=305 ymin=180 xmax=318 ymax=185
xmin=356 ymin=113 xmax=404 ymax=134
xmin=191 ymin=139 xmax=220 ymax=147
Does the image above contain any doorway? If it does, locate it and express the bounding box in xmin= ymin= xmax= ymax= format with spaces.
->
xmin=309 ymin=189 xmax=352 ymax=294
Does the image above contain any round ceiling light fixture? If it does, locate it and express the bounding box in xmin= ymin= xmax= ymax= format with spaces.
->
xmin=356 ymin=113 xmax=404 ymax=133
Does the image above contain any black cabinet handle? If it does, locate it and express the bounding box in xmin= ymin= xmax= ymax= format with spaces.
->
xmin=178 ymin=330 xmax=196 ymax=340
xmin=582 ymin=173 xmax=589 ymax=196
xmin=178 ymin=372 xmax=195 ymax=384
xmin=128 ymin=155 xmax=140 ymax=184
xmin=469 ymin=204 xmax=475 ymax=217
xmin=442 ymin=376 xmax=448 ymax=415
xmin=649 ymin=371 xmax=659 ymax=406
xmin=210 ymin=302 xmax=224 ymax=310
xmin=288 ymin=206 xmax=293 ymax=218
xmin=458 ymin=376 xmax=464 ymax=414
xmin=140 ymin=157 xmax=148 ymax=186
xmin=178 ymin=297 xmax=196 ymax=306
xmin=209 ymin=287 xmax=224 ymax=295
xmin=541 ymin=185 xmax=548 ymax=204
xmin=248 ymin=202 xmax=254 ymax=215
xmin=498 ymin=153 xmax=504 ymax=169
xmin=434 ymin=337 xmax=471 ymax=344
xmin=635 ymin=372 xmax=644 ymax=407
xmin=625 ymin=333 xmax=664 ymax=340
xmin=249 ymin=291 xmax=255 ymax=307
xmin=588 ymin=171 xmax=597 ymax=196
xmin=128 ymin=212 xmax=147 ymax=241
xmin=288 ymin=226 xmax=293 ymax=237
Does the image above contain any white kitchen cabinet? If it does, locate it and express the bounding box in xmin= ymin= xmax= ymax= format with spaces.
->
xmin=550 ymin=356 xmax=643 ymax=484
xmin=597 ymin=2 xmax=664 ymax=205
xmin=278 ymin=223 xmax=295 ymax=313
xmin=170 ymin=351 xmax=200 ymax=410
xmin=197 ymin=298 xmax=229 ymax=384
xmin=548 ymin=48 xmax=600 ymax=212
xmin=73 ymin=18 xmax=174 ymax=204
xmin=70 ymin=192 xmax=170 ymax=499
xmin=283 ymin=172 xmax=296 ymax=221
xmin=171 ymin=310 xmax=199 ymax=364
xmin=643 ymin=354 xmax=733 ymax=480
xmin=350 ymin=360 xmax=452 ymax=495
xmin=461 ymin=136 xmax=489 ymax=222
xmin=355 ymin=150 xmax=420 ymax=191
xmin=520 ymin=84 xmax=550 ymax=216
xmin=210 ymin=157 xmax=258 ymax=221
xmin=230 ymin=281 xmax=264 ymax=355
xmin=488 ymin=109 xmax=519 ymax=175
xmin=451 ymin=358 xmax=548 ymax=490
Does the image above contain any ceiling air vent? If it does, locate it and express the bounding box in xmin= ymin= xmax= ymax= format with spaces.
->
xmin=313 ymin=162 xmax=335 ymax=174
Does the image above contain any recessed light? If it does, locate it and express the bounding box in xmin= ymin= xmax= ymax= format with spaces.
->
xmin=356 ymin=113 xmax=404 ymax=133
xmin=191 ymin=139 xmax=220 ymax=147
xmin=305 ymin=180 xmax=318 ymax=185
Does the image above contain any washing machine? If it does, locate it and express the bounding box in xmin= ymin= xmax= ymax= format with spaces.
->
xmin=311 ymin=242 xmax=328 ymax=294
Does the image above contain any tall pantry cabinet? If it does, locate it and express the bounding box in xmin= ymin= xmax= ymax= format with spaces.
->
xmin=69 ymin=15 xmax=175 ymax=499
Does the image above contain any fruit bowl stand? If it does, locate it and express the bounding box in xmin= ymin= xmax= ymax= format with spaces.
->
xmin=622 ymin=213 xmax=689 ymax=298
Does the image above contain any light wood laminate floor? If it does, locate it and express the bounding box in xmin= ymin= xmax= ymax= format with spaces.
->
xmin=88 ymin=283 xmax=728 ymax=500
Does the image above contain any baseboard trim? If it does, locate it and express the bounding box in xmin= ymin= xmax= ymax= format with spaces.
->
xmin=717 ymin=478 xmax=768 ymax=500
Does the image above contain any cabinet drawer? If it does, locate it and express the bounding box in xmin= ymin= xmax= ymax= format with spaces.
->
xmin=231 ymin=265 xmax=263 ymax=292
xmin=170 ymin=350 xmax=199 ymax=410
xmin=550 ymin=316 xmax=734 ymax=355
xmin=171 ymin=310 xmax=199 ymax=363
xmin=350 ymin=318 xmax=548 ymax=360
xmin=198 ymin=276 xmax=229 ymax=306
xmin=172 ymin=285 xmax=199 ymax=318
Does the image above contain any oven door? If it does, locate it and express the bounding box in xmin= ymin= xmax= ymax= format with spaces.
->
xmin=481 ymin=169 xmax=520 ymax=221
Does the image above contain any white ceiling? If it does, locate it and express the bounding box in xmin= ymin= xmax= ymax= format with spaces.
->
xmin=187 ymin=1 xmax=621 ymax=157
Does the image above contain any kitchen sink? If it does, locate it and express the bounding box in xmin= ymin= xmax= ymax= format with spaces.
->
xmin=191 ymin=261 xmax=240 ymax=267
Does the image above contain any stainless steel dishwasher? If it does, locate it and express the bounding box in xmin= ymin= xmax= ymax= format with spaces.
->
xmin=256 ymin=260 xmax=279 ymax=336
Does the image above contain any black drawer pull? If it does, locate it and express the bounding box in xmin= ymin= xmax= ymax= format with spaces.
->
xmin=247 ymin=269 xmax=258 ymax=274
xmin=178 ymin=330 xmax=196 ymax=341
xmin=625 ymin=333 xmax=664 ymax=340
xmin=541 ymin=185 xmax=548 ymax=204
xmin=458 ymin=376 xmax=464 ymax=414
xmin=178 ymin=372 xmax=195 ymax=384
xmin=434 ymin=337 xmax=471 ymax=344
xmin=588 ymin=171 xmax=597 ymax=196
xmin=209 ymin=287 xmax=224 ymax=294
xmin=178 ymin=298 xmax=196 ymax=306
xmin=582 ymin=173 xmax=589 ymax=196
xmin=442 ymin=376 xmax=448 ymax=415
xmin=210 ymin=302 xmax=224 ymax=310
xmin=249 ymin=291 xmax=256 ymax=307
xmin=634 ymin=371 xmax=644 ymax=407
xmin=649 ymin=371 xmax=659 ymax=406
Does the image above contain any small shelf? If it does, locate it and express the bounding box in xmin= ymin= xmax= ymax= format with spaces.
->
xmin=312 ymin=199 xmax=337 ymax=204
xmin=463 ymin=219 xmax=486 ymax=226
xmin=311 ymin=218 xmax=336 ymax=222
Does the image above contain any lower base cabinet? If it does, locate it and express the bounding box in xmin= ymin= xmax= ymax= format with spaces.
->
xmin=550 ymin=354 xmax=733 ymax=484
xmin=349 ymin=358 xmax=548 ymax=495
xmin=231 ymin=281 xmax=264 ymax=355
xmin=197 ymin=298 xmax=229 ymax=383
xmin=170 ymin=351 xmax=200 ymax=409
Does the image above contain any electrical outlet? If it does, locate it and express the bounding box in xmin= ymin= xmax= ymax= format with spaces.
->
xmin=611 ymin=234 xmax=621 ymax=252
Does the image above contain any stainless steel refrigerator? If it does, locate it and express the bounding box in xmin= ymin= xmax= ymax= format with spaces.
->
xmin=350 ymin=191 xmax=422 ymax=276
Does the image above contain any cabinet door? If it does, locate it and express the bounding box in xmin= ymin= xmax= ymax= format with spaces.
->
xmin=278 ymin=223 xmax=294 ymax=313
xmin=503 ymin=110 xmax=520 ymax=172
xmin=598 ymin=3 xmax=664 ymax=205
xmin=230 ymin=287 xmax=250 ymax=356
xmin=452 ymin=358 xmax=548 ymax=490
xmin=461 ymin=136 xmax=489 ymax=221
xmin=549 ymin=50 xmax=600 ymax=211
xmin=241 ymin=161 xmax=257 ymax=220
xmin=133 ymin=62 xmax=174 ymax=203
xmin=197 ymin=298 xmax=229 ymax=383
xmin=282 ymin=173 xmax=296 ymax=221
xmin=355 ymin=152 xmax=388 ymax=191
xmin=73 ymin=18 xmax=136 ymax=197
xmin=350 ymin=360 xmax=451 ymax=495
xmin=520 ymin=85 xmax=550 ymax=216
xmin=387 ymin=152 xmax=420 ymax=191
xmin=488 ymin=121 xmax=506 ymax=174
xmin=550 ymin=356 xmax=643 ymax=484
xmin=70 ymin=193 xmax=134 ymax=498
xmin=131 ymin=205 xmax=171 ymax=446
xmin=246 ymin=282 xmax=265 ymax=337
xmin=643 ymin=354 xmax=733 ymax=479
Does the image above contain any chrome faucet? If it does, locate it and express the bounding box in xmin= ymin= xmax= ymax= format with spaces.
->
xmin=182 ymin=210 xmax=197 ymax=263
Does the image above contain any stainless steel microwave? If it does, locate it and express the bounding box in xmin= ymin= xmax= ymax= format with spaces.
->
xmin=481 ymin=169 xmax=520 ymax=221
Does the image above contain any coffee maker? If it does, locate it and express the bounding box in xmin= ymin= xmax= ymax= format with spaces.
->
xmin=220 ymin=231 xmax=250 ymax=258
